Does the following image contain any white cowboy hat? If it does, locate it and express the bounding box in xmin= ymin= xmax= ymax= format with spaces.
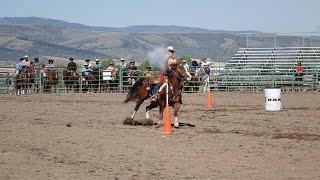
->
xmin=120 ymin=58 xmax=124 ymax=61
xmin=95 ymin=58 xmax=99 ymax=62
xmin=167 ymin=46 xmax=174 ymax=51
xmin=24 ymin=55 xmax=28 ymax=58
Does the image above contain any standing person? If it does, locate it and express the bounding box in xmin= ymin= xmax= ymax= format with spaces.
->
xmin=294 ymin=61 xmax=305 ymax=83
xmin=201 ymin=58 xmax=211 ymax=93
xmin=107 ymin=62 xmax=117 ymax=76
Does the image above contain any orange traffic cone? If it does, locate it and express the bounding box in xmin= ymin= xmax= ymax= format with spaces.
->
xmin=205 ymin=90 xmax=213 ymax=108
xmin=162 ymin=106 xmax=172 ymax=135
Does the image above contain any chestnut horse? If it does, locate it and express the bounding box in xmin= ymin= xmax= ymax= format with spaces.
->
xmin=63 ymin=71 xmax=80 ymax=92
xmin=18 ymin=66 xmax=35 ymax=94
xmin=124 ymin=62 xmax=192 ymax=128
xmin=44 ymin=69 xmax=59 ymax=93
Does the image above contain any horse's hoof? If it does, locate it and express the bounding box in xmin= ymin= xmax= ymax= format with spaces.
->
xmin=174 ymin=122 xmax=179 ymax=128
xmin=123 ymin=117 xmax=134 ymax=125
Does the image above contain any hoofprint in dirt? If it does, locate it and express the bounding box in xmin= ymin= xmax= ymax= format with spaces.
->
xmin=0 ymin=92 xmax=319 ymax=179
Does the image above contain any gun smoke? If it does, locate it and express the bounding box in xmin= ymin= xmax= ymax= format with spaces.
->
xmin=147 ymin=46 xmax=168 ymax=70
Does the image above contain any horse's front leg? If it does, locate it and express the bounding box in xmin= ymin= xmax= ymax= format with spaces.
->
xmin=173 ymin=103 xmax=181 ymax=128
xmin=131 ymin=99 xmax=145 ymax=119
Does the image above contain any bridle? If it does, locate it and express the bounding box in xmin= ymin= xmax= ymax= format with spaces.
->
xmin=172 ymin=64 xmax=190 ymax=82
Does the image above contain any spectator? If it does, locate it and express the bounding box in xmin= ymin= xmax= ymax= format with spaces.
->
xmin=34 ymin=58 xmax=42 ymax=71
xmin=67 ymin=57 xmax=77 ymax=73
xmin=120 ymin=58 xmax=127 ymax=70
xmin=46 ymin=59 xmax=55 ymax=71
xmin=294 ymin=61 xmax=304 ymax=82
xmin=81 ymin=64 xmax=91 ymax=80
xmin=144 ymin=66 xmax=153 ymax=77
xmin=21 ymin=55 xmax=30 ymax=68
xmin=15 ymin=57 xmax=24 ymax=75
xmin=182 ymin=60 xmax=190 ymax=71
xmin=107 ymin=62 xmax=117 ymax=76
xmin=190 ymin=60 xmax=199 ymax=73
xmin=92 ymin=59 xmax=101 ymax=71
xmin=127 ymin=61 xmax=137 ymax=71
xmin=85 ymin=59 xmax=92 ymax=69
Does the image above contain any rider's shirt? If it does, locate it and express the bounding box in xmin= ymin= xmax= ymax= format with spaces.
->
xmin=16 ymin=62 xmax=23 ymax=71
xmin=81 ymin=67 xmax=90 ymax=77
xmin=67 ymin=62 xmax=77 ymax=71
xmin=107 ymin=66 xmax=117 ymax=76
xmin=167 ymin=55 xmax=177 ymax=67
xmin=92 ymin=64 xmax=101 ymax=69
xmin=46 ymin=63 xmax=54 ymax=70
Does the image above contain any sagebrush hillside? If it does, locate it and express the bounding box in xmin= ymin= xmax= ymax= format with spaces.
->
xmin=0 ymin=17 xmax=319 ymax=65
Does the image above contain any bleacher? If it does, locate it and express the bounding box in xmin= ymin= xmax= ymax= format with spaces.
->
xmin=216 ymin=47 xmax=320 ymax=91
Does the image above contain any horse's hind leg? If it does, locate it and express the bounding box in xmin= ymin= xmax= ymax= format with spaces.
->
xmin=146 ymin=101 xmax=159 ymax=119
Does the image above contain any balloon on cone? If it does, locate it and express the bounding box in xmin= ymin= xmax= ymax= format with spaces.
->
xmin=162 ymin=106 xmax=172 ymax=135
xmin=205 ymin=90 xmax=213 ymax=108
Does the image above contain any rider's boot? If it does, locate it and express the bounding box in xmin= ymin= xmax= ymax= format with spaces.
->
xmin=150 ymin=92 xmax=159 ymax=102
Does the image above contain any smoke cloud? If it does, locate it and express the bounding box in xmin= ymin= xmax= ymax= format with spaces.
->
xmin=147 ymin=46 xmax=168 ymax=70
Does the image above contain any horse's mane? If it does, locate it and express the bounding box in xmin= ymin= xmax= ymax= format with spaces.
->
xmin=170 ymin=61 xmax=183 ymax=70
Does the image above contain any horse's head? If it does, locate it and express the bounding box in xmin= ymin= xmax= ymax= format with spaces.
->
xmin=172 ymin=62 xmax=192 ymax=81
xmin=48 ymin=69 xmax=59 ymax=81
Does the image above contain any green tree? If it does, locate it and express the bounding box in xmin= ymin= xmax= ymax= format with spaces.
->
xmin=138 ymin=59 xmax=150 ymax=71
xmin=101 ymin=58 xmax=115 ymax=69
xmin=177 ymin=56 xmax=192 ymax=64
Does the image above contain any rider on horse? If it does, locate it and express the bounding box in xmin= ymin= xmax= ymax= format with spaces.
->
xmin=46 ymin=59 xmax=55 ymax=71
xmin=150 ymin=46 xmax=178 ymax=101
xmin=67 ymin=57 xmax=78 ymax=76
xmin=15 ymin=57 xmax=24 ymax=75
xmin=81 ymin=64 xmax=92 ymax=80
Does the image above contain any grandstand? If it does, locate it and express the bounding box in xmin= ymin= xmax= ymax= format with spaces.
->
xmin=216 ymin=47 xmax=320 ymax=91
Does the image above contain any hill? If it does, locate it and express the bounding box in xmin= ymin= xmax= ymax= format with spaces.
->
xmin=0 ymin=17 xmax=319 ymax=65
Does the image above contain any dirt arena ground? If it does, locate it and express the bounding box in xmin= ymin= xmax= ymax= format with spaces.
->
xmin=0 ymin=92 xmax=319 ymax=179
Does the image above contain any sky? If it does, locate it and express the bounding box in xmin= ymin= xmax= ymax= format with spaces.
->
xmin=0 ymin=0 xmax=319 ymax=33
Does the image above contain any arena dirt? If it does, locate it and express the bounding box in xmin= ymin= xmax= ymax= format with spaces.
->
xmin=0 ymin=92 xmax=319 ymax=179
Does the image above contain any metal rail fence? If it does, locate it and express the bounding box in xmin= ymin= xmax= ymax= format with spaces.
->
xmin=0 ymin=65 xmax=320 ymax=94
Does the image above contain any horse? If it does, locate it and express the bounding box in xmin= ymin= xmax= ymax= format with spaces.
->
xmin=43 ymin=69 xmax=59 ymax=93
xmin=124 ymin=62 xmax=192 ymax=128
xmin=18 ymin=66 xmax=35 ymax=94
xmin=83 ymin=70 xmax=103 ymax=93
xmin=63 ymin=70 xmax=80 ymax=93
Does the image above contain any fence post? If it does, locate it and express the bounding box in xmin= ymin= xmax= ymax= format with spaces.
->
xmin=39 ymin=72 xmax=43 ymax=93
xmin=119 ymin=67 xmax=123 ymax=93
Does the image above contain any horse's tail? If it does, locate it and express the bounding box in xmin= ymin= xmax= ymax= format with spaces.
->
xmin=124 ymin=77 xmax=145 ymax=103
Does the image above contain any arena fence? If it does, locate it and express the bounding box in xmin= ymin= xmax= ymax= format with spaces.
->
xmin=0 ymin=64 xmax=319 ymax=94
